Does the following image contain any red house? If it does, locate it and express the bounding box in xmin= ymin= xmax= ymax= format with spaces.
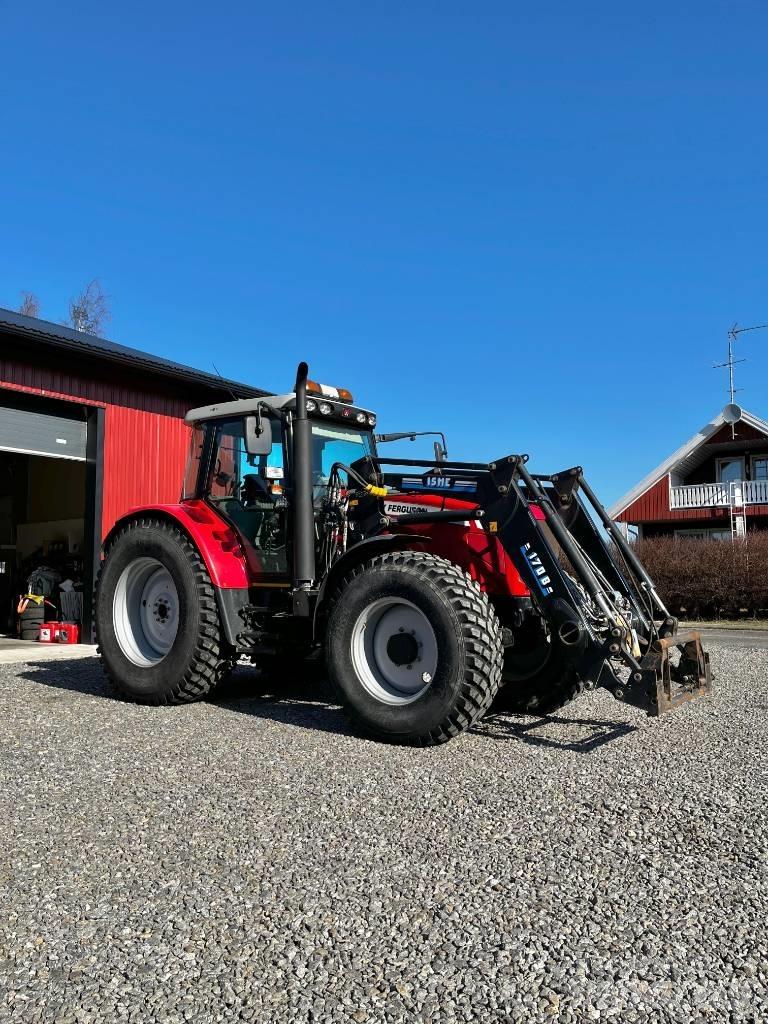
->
xmin=0 ymin=307 xmax=264 ymax=639
xmin=609 ymin=404 xmax=768 ymax=540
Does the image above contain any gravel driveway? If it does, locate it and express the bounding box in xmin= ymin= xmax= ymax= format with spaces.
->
xmin=1 ymin=645 xmax=766 ymax=1023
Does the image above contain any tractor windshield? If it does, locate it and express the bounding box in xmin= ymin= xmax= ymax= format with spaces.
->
xmin=311 ymin=423 xmax=374 ymax=504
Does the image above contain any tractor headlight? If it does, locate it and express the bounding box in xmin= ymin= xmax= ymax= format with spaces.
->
xmin=306 ymin=398 xmax=317 ymax=412
xmin=356 ymin=412 xmax=367 ymax=424
xmin=319 ymin=402 xmax=332 ymax=415
xmin=367 ymin=414 xmax=377 ymax=427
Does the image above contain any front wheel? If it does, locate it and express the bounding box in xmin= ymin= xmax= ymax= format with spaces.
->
xmin=95 ymin=517 xmax=231 ymax=704
xmin=325 ymin=551 xmax=503 ymax=745
xmin=492 ymin=615 xmax=584 ymax=715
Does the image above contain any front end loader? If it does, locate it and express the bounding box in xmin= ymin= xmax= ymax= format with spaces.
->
xmin=95 ymin=362 xmax=711 ymax=745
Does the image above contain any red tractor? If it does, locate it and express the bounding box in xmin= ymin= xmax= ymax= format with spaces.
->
xmin=95 ymin=363 xmax=711 ymax=744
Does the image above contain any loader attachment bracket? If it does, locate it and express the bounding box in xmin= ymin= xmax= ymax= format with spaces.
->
xmin=606 ymin=630 xmax=712 ymax=716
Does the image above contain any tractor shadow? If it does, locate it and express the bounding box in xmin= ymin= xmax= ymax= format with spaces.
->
xmin=476 ymin=711 xmax=638 ymax=752
xmin=211 ymin=664 xmax=352 ymax=736
xmin=18 ymin=656 xmax=119 ymax=700
xmin=198 ymin=670 xmax=640 ymax=750
xmin=17 ymin=659 xmax=637 ymax=751
xmin=16 ymin=658 xmax=351 ymax=736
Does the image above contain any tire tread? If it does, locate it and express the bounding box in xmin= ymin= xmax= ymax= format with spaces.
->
xmin=328 ymin=550 xmax=503 ymax=745
xmin=95 ymin=516 xmax=228 ymax=705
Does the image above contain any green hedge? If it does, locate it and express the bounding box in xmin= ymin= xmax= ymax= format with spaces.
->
xmin=633 ymin=534 xmax=768 ymax=618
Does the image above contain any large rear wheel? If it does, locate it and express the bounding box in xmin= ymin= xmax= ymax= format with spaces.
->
xmin=325 ymin=551 xmax=503 ymax=745
xmin=96 ymin=517 xmax=231 ymax=704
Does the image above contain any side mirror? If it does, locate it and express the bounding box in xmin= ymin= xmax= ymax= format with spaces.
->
xmin=245 ymin=409 xmax=273 ymax=456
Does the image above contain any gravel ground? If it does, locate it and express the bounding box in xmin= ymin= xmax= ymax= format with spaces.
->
xmin=1 ymin=644 xmax=767 ymax=1023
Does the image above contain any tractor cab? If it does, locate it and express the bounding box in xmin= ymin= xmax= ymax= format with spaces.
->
xmin=182 ymin=379 xmax=378 ymax=580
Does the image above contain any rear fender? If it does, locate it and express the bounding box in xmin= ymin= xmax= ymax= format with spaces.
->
xmin=103 ymin=501 xmax=250 ymax=588
xmin=103 ymin=502 xmax=251 ymax=648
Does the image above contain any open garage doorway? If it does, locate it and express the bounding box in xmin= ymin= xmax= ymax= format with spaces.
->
xmin=0 ymin=392 xmax=102 ymax=643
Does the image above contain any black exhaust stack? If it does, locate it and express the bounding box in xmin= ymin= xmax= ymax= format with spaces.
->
xmin=292 ymin=362 xmax=316 ymax=609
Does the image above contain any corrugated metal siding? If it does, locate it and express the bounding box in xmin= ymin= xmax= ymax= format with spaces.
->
xmin=0 ymin=357 xmax=192 ymax=417
xmin=0 ymin=359 xmax=197 ymax=540
xmin=102 ymin=406 xmax=190 ymax=537
xmin=0 ymin=346 xmax=269 ymax=544
xmin=0 ymin=308 xmax=264 ymax=400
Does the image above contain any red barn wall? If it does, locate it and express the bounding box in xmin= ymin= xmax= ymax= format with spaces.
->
xmin=102 ymin=406 xmax=190 ymax=537
xmin=0 ymin=351 xmax=201 ymax=541
xmin=0 ymin=350 xmax=192 ymax=417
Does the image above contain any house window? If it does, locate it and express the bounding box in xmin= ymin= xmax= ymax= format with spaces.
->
xmin=717 ymin=456 xmax=745 ymax=484
xmin=751 ymin=456 xmax=768 ymax=481
xmin=674 ymin=528 xmax=732 ymax=541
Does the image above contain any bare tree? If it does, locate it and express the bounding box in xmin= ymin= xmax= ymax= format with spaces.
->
xmin=68 ymin=279 xmax=110 ymax=336
xmin=18 ymin=292 xmax=40 ymax=318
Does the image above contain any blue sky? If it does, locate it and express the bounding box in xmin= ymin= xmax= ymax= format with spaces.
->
xmin=2 ymin=2 xmax=767 ymax=504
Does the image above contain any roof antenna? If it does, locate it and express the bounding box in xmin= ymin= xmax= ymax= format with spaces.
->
xmin=212 ymin=362 xmax=238 ymax=401
xmin=714 ymin=324 xmax=745 ymax=438
xmin=714 ymin=322 xmax=768 ymax=437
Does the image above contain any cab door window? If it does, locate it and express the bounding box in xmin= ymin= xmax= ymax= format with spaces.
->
xmin=207 ymin=417 xmax=288 ymax=576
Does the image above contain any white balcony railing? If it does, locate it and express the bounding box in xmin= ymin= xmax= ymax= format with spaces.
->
xmin=745 ymin=479 xmax=768 ymax=505
xmin=670 ymin=479 xmax=768 ymax=510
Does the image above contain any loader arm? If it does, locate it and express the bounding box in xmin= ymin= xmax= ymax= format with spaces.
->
xmin=370 ymin=453 xmax=711 ymax=716
xmin=485 ymin=455 xmax=712 ymax=713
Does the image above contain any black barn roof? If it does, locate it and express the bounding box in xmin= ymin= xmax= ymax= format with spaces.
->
xmin=0 ymin=307 xmax=268 ymax=399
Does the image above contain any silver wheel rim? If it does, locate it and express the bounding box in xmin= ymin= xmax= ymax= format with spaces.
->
xmin=113 ymin=557 xmax=179 ymax=667
xmin=350 ymin=597 xmax=439 ymax=705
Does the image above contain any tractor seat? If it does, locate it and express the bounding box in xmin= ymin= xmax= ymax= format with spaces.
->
xmin=215 ymin=475 xmax=272 ymax=547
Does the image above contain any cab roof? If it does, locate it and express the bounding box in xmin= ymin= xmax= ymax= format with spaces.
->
xmin=185 ymin=394 xmax=295 ymax=424
xmin=184 ymin=393 xmax=375 ymax=425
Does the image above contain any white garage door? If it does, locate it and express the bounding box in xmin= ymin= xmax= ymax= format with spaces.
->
xmin=0 ymin=405 xmax=86 ymax=460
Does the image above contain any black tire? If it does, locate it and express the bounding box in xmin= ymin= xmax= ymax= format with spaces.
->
xmin=95 ymin=517 xmax=231 ymax=704
xmin=20 ymin=606 xmax=45 ymax=622
xmin=21 ymin=627 xmax=41 ymax=641
xmin=492 ymin=615 xmax=584 ymax=715
xmin=325 ymin=551 xmax=503 ymax=745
